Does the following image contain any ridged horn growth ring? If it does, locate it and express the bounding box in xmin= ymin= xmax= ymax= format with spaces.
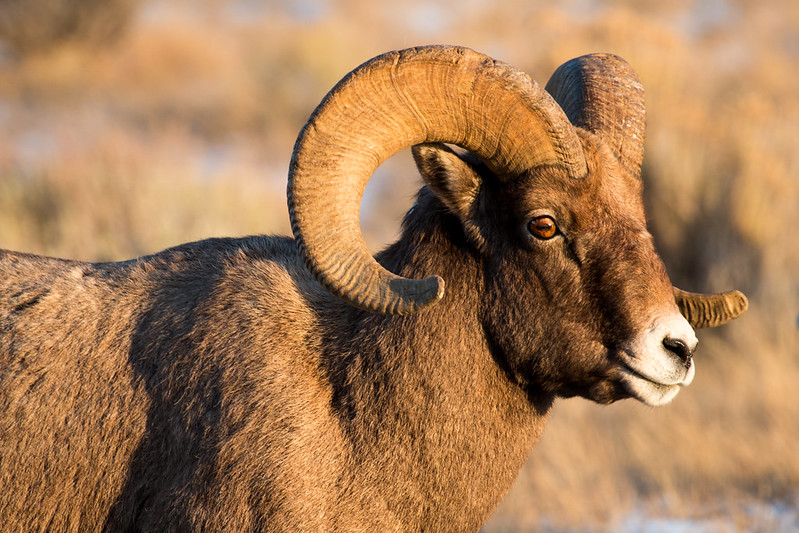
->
xmin=288 ymin=45 xmax=587 ymax=315
xmin=674 ymin=287 xmax=749 ymax=328
xmin=545 ymin=53 xmax=646 ymax=180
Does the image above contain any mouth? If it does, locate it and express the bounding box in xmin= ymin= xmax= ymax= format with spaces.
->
xmin=617 ymin=358 xmax=695 ymax=407
xmin=611 ymin=313 xmax=699 ymax=407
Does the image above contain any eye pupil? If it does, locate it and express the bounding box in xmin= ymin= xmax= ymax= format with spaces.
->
xmin=528 ymin=216 xmax=557 ymax=239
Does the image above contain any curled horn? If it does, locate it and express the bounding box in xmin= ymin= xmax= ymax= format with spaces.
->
xmin=674 ymin=288 xmax=749 ymax=328
xmin=288 ymin=45 xmax=587 ymax=315
xmin=545 ymin=53 xmax=646 ymax=180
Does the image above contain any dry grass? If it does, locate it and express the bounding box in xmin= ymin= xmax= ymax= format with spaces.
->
xmin=0 ymin=0 xmax=138 ymax=55
xmin=0 ymin=0 xmax=796 ymax=530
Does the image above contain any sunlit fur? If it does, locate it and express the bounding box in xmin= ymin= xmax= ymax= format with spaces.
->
xmin=1 ymin=131 xmax=689 ymax=530
xmin=414 ymin=132 xmax=685 ymax=407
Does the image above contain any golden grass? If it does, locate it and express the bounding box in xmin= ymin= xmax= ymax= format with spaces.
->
xmin=0 ymin=0 xmax=796 ymax=529
xmin=0 ymin=125 xmax=290 ymax=260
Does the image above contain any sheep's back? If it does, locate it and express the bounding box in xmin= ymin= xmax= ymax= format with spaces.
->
xmin=0 ymin=237 xmax=348 ymax=530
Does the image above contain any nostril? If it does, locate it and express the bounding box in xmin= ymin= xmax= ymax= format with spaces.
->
xmin=663 ymin=336 xmax=694 ymax=365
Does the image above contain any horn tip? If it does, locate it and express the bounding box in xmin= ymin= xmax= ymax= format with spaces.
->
xmin=410 ymin=275 xmax=446 ymax=313
xmin=432 ymin=275 xmax=446 ymax=301
xmin=729 ymin=289 xmax=749 ymax=314
xmin=384 ymin=275 xmax=445 ymax=315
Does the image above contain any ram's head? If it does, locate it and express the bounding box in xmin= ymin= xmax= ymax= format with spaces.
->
xmin=288 ymin=46 xmax=747 ymax=406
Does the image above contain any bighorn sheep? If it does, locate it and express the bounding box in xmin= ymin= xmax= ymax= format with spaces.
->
xmin=0 ymin=46 xmax=747 ymax=531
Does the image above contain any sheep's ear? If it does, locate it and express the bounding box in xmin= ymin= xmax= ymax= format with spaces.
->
xmin=412 ymin=143 xmax=482 ymax=222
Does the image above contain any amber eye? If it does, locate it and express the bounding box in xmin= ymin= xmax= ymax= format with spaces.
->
xmin=527 ymin=215 xmax=558 ymax=240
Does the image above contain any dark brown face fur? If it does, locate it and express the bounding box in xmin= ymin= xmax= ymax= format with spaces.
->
xmin=415 ymin=133 xmax=679 ymax=405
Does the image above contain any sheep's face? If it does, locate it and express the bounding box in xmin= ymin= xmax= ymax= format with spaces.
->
xmin=414 ymin=134 xmax=697 ymax=406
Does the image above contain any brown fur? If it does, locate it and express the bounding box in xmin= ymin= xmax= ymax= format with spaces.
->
xmin=0 ymin=130 xmax=680 ymax=531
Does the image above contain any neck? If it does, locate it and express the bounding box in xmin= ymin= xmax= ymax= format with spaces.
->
xmin=321 ymin=194 xmax=553 ymax=529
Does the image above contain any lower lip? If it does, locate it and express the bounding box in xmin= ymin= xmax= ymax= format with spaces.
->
xmin=621 ymin=364 xmax=677 ymax=389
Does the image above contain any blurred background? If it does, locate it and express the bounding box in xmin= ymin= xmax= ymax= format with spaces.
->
xmin=0 ymin=0 xmax=796 ymax=530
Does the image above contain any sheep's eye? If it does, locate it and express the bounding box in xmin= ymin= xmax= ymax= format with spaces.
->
xmin=528 ymin=216 xmax=558 ymax=240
